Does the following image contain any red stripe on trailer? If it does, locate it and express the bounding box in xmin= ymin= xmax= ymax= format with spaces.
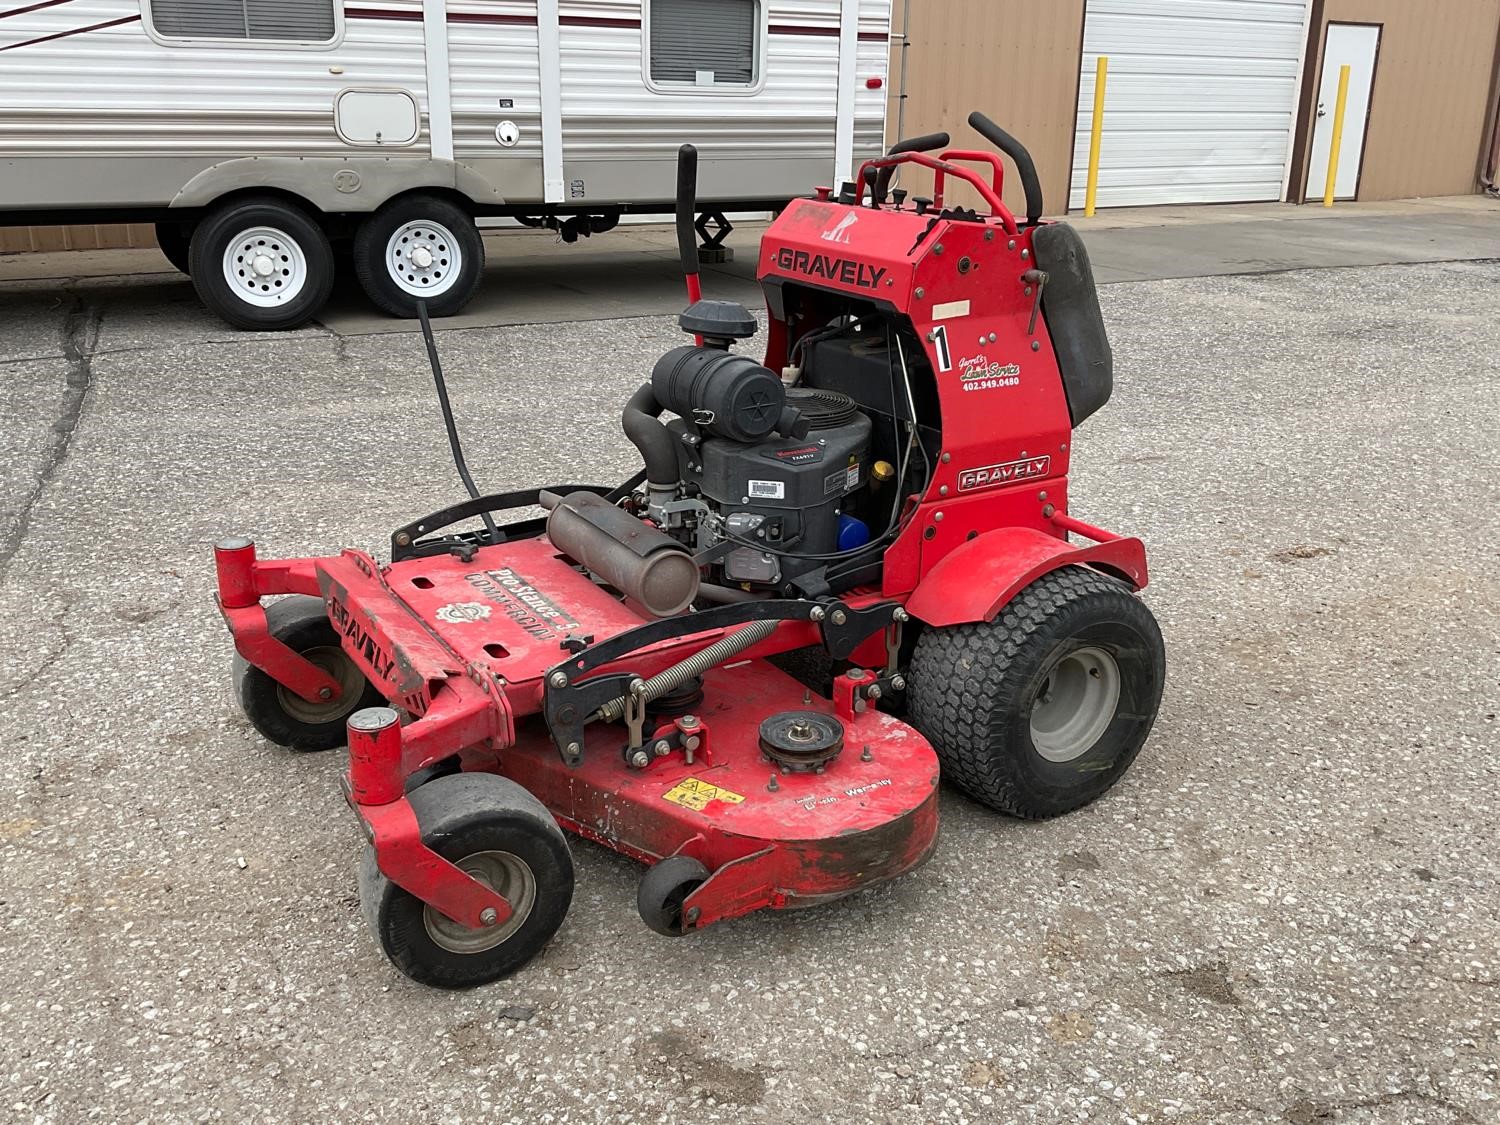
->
xmin=346 ymin=6 xmax=423 ymax=20
xmin=0 ymin=0 xmax=79 ymax=22
xmin=769 ymin=23 xmax=837 ymax=36
xmin=447 ymin=10 xmax=537 ymax=25
xmin=769 ymin=24 xmax=887 ymax=41
xmin=0 ymin=11 xmax=137 ymax=50
xmin=558 ymin=15 xmax=638 ymax=28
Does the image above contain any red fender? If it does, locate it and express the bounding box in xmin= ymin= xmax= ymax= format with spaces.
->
xmin=904 ymin=525 xmax=1148 ymax=628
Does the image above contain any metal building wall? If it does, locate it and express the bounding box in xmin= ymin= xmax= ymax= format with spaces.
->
xmin=1292 ymin=0 xmax=1500 ymax=200
xmin=886 ymin=0 xmax=1085 ymax=217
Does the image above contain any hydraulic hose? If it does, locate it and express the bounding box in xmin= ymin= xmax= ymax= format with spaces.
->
xmin=621 ymin=383 xmax=679 ymax=490
xmin=591 ymin=619 xmax=778 ymax=723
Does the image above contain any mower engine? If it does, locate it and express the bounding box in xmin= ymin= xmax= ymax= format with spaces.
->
xmin=619 ymin=301 xmax=878 ymax=592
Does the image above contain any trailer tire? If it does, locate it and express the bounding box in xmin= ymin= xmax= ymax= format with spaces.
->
xmin=233 ymin=595 xmax=382 ymax=751
xmin=155 ymin=221 xmax=194 ymax=275
xmin=189 ymin=197 xmax=334 ymax=330
xmin=352 ymin=195 xmax=484 ymax=318
xmin=907 ymin=566 xmax=1165 ymax=819
xmin=360 ymin=773 xmax=574 ymax=989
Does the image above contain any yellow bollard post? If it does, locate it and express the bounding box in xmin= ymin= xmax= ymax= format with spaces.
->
xmin=1322 ymin=63 xmax=1352 ymax=208
xmin=1084 ymin=55 xmax=1108 ymax=217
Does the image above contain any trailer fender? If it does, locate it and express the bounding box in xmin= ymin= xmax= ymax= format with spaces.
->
xmin=905 ymin=525 xmax=1147 ymax=628
xmin=170 ymin=157 xmax=504 ymax=213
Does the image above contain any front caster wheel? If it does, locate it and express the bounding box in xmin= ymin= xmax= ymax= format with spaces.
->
xmin=359 ymin=773 xmax=574 ymax=988
xmin=908 ymin=565 xmax=1166 ymax=819
xmin=233 ymin=595 xmax=382 ymax=751
xmin=637 ymin=855 xmax=710 ymax=936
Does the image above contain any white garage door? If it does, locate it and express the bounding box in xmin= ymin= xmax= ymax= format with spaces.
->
xmin=1069 ymin=0 xmax=1310 ymax=209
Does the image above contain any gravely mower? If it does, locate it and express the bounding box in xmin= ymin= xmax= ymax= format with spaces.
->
xmin=214 ymin=112 xmax=1165 ymax=988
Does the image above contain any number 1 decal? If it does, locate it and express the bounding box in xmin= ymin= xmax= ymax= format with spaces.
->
xmin=931 ymin=324 xmax=952 ymax=372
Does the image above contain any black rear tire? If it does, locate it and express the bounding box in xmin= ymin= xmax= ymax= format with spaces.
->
xmin=352 ymin=194 xmax=485 ymax=318
xmin=359 ymin=773 xmax=574 ymax=988
xmin=908 ymin=566 xmax=1165 ymax=818
xmin=189 ymin=196 xmax=334 ymax=330
xmin=637 ymin=855 xmax=711 ymax=936
xmin=155 ymin=221 xmax=193 ymax=275
xmin=233 ymin=595 xmax=382 ymax=751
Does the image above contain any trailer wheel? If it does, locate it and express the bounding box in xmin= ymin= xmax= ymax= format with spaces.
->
xmin=359 ymin=773 xmax=574 ymax=989
xmin=189 ymin=197 xmax=334 ymax=330
xmin=233 ymin=595 xmax=381 ymax=751
xmin=637 ymin=855 xmax=711 ymax=936
xmin=154 ymin=221 xmax=193 ymax=275
xmin=907 ymin=566 xmax=1165 ymax=819
xmin=351 ymin=195 xmax=485 ymax=318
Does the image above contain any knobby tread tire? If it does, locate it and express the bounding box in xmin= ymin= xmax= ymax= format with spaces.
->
xmin=908 ymin=565 xmax=1165 ymax=819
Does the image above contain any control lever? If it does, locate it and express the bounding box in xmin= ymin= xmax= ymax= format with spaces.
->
xmin=1022 ymin=268 xmax=1049 ymax=335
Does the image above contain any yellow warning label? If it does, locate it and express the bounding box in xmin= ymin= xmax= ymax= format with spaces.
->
xmin=662 ymin=777 xmax=747 ymax=812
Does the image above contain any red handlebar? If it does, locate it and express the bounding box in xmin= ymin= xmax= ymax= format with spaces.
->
xmin=854 ymin=151 xmax=1019 ymax=235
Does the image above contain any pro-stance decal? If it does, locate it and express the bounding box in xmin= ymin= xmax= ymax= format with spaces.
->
xmin=464 ymin=568 xmax=577 ymax=640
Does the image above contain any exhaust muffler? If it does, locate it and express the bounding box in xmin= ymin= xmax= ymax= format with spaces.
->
xmin=541 ymin=491 xmax=700 ymax=618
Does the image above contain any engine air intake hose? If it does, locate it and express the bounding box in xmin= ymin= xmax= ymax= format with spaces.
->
xmin=621 ymin=383 xmax=680 ymax=489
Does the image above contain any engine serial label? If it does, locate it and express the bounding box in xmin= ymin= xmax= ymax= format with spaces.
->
xmin=957 ymin=455 xmax=1052 ymax=492
xmin=748 ymin=479 xmax=786 ymax=500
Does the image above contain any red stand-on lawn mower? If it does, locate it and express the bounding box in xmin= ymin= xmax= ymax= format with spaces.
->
xmin=214 ymin=112 xmax=1166 ymax=988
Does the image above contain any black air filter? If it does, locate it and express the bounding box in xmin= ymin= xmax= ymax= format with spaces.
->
xmin=785 ymin=387 xmax=859 ymax=430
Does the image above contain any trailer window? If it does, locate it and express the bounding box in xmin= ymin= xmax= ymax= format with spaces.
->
xmin=649 ymin=0 xmax=759 ymax=87
xmin=148 ymin=0 xmax=336 ymax=42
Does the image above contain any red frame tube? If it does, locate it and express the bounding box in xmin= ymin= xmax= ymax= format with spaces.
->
xmin=855 ymin=152 xmax=1019 ymax=233
xmin=932 ymin=149 xmax=1008 ymax=209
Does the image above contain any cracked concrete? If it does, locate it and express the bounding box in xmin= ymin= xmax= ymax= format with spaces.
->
xmin=0 ymin=248 xmax=1497 ymax=1123
xmin=0 ymin=292 xmax=98 ymax=583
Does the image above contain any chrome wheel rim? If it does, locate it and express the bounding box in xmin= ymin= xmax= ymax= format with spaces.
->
xmin=1029 ymin=646 xmax=1121 ymax=763
xmin=222 ymin=225 xmax=308 ymax=307
xmin=386 ymin=219 xmax=462 ymax=297
xmin=274 ymin=645 xmax=364 ymax=725
xmin=423 ymin=850 xmax=535 ymax=954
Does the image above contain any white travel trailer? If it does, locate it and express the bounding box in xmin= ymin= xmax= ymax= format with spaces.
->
xmin=0 ymin=0 xmax=889 ymax=327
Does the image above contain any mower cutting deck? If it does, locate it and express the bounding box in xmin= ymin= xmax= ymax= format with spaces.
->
xmin=215 ymin=111 xmax=1166 ymax=988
